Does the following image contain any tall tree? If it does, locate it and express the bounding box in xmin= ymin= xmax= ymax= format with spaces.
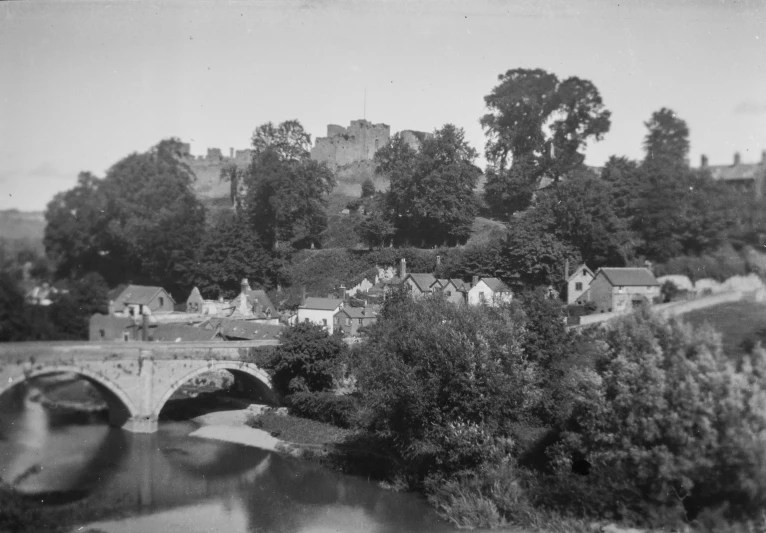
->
xmin=642 ymin=107 xmax=690 ymax=170
xmin=244 ymin=120 xmax=335 ymax=250
xmin=192 ymin=214 xmax=279 ymax=299
xmin=530 ymin=168 xmax=634 ymax=267
xmin=251 ymin=120 xmax=312 ymax=162
xmin=481 ymin=68 xmax=611 ymax=179
xmin=101 ymin=139 xmax=206 ymax=296
xmin=378 ymin=124 xmax=481 ymax=246
xmin=43 ymin=140 xmax=207 ymax=297
xmin=43 ymin=172 xmax=110 ymax=281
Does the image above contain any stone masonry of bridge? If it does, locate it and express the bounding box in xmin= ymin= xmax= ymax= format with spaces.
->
xmin=0 ymin=341 xmax=279 ymax=433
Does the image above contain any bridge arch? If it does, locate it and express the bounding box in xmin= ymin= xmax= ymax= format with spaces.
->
xmin=151 ymin=361 xmax=276 ymax=419
xmin=0 ymin=365 xmax=140 ymax=428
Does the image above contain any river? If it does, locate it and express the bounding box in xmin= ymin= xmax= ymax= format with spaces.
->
xmin=0 ymin=384 xmax=455 ymax=533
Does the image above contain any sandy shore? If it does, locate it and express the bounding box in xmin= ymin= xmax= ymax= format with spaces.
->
xmin=189 ymin=406 xmax=294 ymax=454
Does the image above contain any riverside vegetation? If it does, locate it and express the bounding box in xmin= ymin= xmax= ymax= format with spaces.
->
xmin=246 ymin=288 xmax=766 ymax=532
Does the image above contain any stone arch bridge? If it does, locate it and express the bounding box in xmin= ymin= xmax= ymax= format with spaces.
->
xmin=0 ymin=341 xmax=279 ymax=433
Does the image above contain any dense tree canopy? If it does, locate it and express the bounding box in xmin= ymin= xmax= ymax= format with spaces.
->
xmin=643 ymin=107 xmax=690 ymax=170
xmin=191 ymin=214 xmax=279 ymax=299
xmin=480 ymin=68 xmax=611 ymax=215
xmin=44 ymin=140 xmax=206 ymax=297
xmin=374 ymin=124 xmax=481 ymax=246
xmin=481 ymin=69 xmax=610 ymax=174
xmin=244 ymin=121 xmax=335 ymax=250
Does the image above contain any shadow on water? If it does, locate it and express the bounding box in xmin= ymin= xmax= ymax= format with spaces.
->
xmin=1 ymin=379 xmax=453 ymax=533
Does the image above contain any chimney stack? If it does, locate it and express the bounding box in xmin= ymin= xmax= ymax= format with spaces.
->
xmin=701 ymin=154 xmax=708 ymax=168
xmin=300 ymin=285 xmax=306 ymax=306
xmin=565 ymin=259 xmax=570 ymax=281
xmin=240 ymin=278 xmax=250 ymax=315
xmin=734 ymin=152 xmax=741 ymax=166
xmin=340 ymin=284 xmax=347 ymax=300
xmin=472 ymin=275 xmax=479 ymax=287
xmin=436 ymin=255 xmax=441 ymax=268
xmin=400 ymin=258 xmax=406 ymax=279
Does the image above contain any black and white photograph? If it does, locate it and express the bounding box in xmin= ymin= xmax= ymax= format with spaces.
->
xmin=1 ymin=0 xmax=766 ymax=531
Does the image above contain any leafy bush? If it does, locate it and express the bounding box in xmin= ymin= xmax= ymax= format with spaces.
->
xmin=654 ymin=246 xmax=748 ymax=281
xmin=549 ymin=307 xmax=766 ymax=524
xmin=287 ymin=391 xmax=359 ymax=428
xmin=355 ymin=295 xmax=542 ymax=484
xmin=255 ymin=322 xmax=347 ymax=397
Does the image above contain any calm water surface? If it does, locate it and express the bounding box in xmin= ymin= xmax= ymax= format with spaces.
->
xmin=0 ymin=387 xmax=454 ymax=533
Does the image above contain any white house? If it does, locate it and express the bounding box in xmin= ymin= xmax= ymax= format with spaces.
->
xmin=567 ymin=265 xmax=595 ymax=305
xmin=297 ymin=297 xmax=344 ymax=334
xmin=467 ymin=277 xmax=513 ymax=307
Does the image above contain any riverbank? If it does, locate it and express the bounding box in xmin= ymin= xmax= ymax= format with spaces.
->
xmin=188 ymin=405 xmax=354 ymax=458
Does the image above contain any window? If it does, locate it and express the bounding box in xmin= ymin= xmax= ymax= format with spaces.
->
xmin=99 ymin=329 xmax=105 ymax=338
xmin=358 ymin=319 xmax=363 ymax=325
xmin=322 ymin=319 xmax=327 ymax=326
xmin=334 ymin=316 xmax=339 ymax=324
xmin=123 ymin=332 xmax=129 ymax=341
xmin=446 ymin=291 xmax=451 ymax=296
xmin=159 ymin=297 xmax=164 ymax=307
xmin=479 ymin=292 xmax=486 ymax=302
xmin=575 ymin=282 xmax=582 ymax=291
xmin=346 ymin=318 xmax=351 ymax=326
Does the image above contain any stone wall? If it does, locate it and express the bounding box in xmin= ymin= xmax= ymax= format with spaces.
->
xmin=311 ymin=120 xmax=391 ymax=168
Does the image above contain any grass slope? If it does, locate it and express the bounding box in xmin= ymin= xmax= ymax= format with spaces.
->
xmin=682 ymin=300 xmax=766 ymax=355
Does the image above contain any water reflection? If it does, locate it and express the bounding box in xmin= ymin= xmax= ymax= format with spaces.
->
xmin=0 ymin=385 xmax=453 ymax=533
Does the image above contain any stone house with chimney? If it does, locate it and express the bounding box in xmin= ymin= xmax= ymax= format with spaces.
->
xmin=577 ymin=267 xmax=660 ymax=313
xmin=699 ymin=150 xmax=766 ymax=198
xmin=334 ymin=306 xmax=377 ymax=337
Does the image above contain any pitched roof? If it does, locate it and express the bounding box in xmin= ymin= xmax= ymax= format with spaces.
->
xmin=598 ymin=268 xmax=660 ymax=287
xmin=405 ymin=273 xmax=438 ymax=292
xmin=480 ymin=277 xmax=511 ymax=293
xmin=107 ymin=284 xmax=128 ymax=301
xmin=151 ymin=324 xmax=219 ymax=342
xmin=337 ymin=306 xmax=377 ymax=319
xmin=450 ymin=279 xmax=469 ymax=291
xmin=228 ymin=288 xmax=277 ymax=319
xmin=708 ymin=162 xmax=764 ymax=182
xmin=567 ymin=264 xmax=594 ymax=282
xmin=301 ymin=297 xmax=344 ymax=311
xmin=115 ymin=285 xmax=174 ymax=306
xmin=218 ymin=319 xmax=284 ymax=341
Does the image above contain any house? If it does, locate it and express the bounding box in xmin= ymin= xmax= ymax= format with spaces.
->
xmin=334 ymin=306 xmax=377 ymax=337
xmin=402 ymin=273 xmax=438 ymax=299
xmin=566 ymin=265 xmax=595 ymax=305
xmin=297 ymin=296 xmax=344 ymax=334
xmin=150 ymin=323 xmax=221 ymax=342
xmin=578 ymin=267 xmax=660 ymax=313
xmin=699 ymin=151 xmax=766 ymax=198
xmin=89 ymin=313 xmax=135 ymax=342
xmin=111 ymin=285 xmax=175 ymax=317
xmin=185 ymin=280 xmax=279 ymax=325
xmin=25 ymin=282 xmax=65 ymax=306
xmin=467 ymin=276 xmax=513 ymax=307
xmin=225 ymin=279 xmax=279 ymax=324
xmin=435 ymin=278 xmax=470 ymax=305
xmin=216 ymin=319 xmax=284 ymax=341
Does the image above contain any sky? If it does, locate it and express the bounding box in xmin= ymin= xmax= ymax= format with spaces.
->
xmin=1 ymin=0 xmax=765 ymax=211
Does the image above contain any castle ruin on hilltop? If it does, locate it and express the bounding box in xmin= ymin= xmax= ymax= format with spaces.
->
xmin=179 ymin=120 xmax=434 ymax=199
xmin=310 ymin=119 xmax=433 ymax=168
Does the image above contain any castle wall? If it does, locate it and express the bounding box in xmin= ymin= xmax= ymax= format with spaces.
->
xmin=311 ymin=119 xmax=390 ymax=168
